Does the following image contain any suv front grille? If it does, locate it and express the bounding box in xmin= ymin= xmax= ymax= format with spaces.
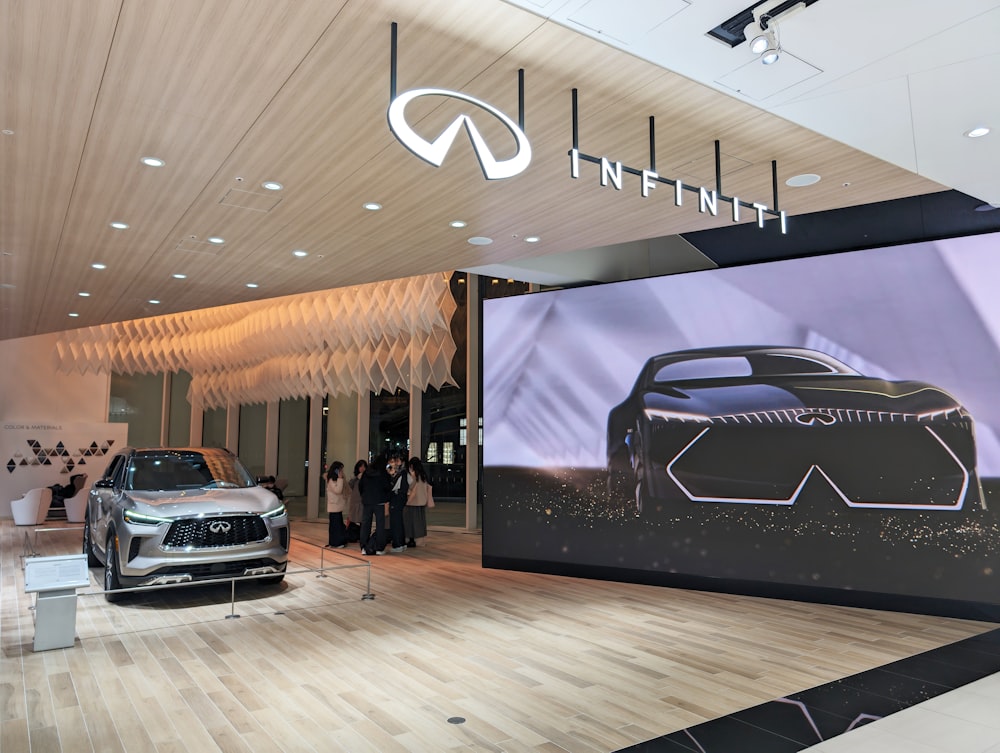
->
xmin=162 ymin=515 xmax=269 ymax=549
xmin=708 ymin=407 xmax=965 ymax=425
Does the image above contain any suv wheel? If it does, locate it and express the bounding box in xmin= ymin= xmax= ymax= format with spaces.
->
xmin=104 ymin=531 xmax=124 ymax=603
xmin=83 ymin=516 xmax=101 ymax=568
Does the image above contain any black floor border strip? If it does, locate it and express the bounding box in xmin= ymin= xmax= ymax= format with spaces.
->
xmin=615 ymin=627 xmax=1000 ymax=752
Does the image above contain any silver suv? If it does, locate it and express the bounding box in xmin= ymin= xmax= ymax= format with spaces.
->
xmin=83 ymin=447 xmax=289 ymax=601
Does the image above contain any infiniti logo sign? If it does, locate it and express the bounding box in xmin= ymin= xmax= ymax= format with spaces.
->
xmin=387 ymin=88 xmax=532 ymax=180
xmin=795 ymin=412 xmax=837 ymax=426
xmin=208 ymin=520 xmax=232 ymax=534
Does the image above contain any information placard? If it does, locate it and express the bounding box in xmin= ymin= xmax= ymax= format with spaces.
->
xmin=24 ymin=554 xmax=90 ymax=593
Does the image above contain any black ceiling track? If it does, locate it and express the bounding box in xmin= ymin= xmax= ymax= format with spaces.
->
xmin=708 ymin=0 xmax=822 ymax=47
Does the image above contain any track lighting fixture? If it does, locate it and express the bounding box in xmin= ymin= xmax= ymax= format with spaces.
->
xmin=744 ymin=13 xmax=781 ymax=65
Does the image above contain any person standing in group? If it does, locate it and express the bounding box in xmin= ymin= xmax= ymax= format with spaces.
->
xmin=387 ymin=451 xmax=409 ymax=552
xmin=346 ymin=459 xmax=366 ymax=543
xmin=359 ymin=454 xmax=391 ymax=555
xmin=325 ymin=461 xmax=349 ymax=548
xmin=404 ymin=456 xmax=432 ymax=548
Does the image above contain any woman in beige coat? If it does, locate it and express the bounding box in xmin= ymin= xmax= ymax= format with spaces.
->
xmin=404 ymin=457 xmax=432 ymax=548
xmin=326 ymin=461 xmax=350 ymax=548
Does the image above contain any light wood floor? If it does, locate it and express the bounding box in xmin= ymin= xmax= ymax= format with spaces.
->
xmin=2 ymin=519 xmax=995 ymax=753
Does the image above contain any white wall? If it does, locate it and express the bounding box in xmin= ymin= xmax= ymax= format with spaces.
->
xmin=0 ymin=332 xmax=112 ymax=516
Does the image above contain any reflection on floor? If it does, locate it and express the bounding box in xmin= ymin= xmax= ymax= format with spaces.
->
xmin=619 ymin=629 xmax=1000 ymax=752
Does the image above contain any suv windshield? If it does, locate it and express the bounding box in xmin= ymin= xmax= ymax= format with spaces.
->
xmin=652 ymin=352 xmax=855 ymax=383
xmin=125 ymin=450 xmax=256 ymax=492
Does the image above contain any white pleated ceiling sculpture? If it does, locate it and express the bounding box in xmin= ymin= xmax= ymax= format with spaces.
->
xmin=55 ymin=274 xmax=458 ymax=409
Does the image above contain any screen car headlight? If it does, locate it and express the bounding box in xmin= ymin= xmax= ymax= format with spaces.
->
xmin=123 ymin=509 xmax=172 ymax=525
xmin=643 ymin=408 xmax=712 ymax=423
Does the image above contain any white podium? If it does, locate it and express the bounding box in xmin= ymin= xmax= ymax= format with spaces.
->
xmin=24 ymin=554 xmax=90 ymax=651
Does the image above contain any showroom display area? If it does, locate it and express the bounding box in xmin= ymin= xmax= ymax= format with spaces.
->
xmin=483 ymin=230 xmax=1000 ymax=619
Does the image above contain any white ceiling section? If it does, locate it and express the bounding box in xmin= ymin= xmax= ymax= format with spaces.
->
xmin=508 ymin=0 xmax=1000 ymax=205
xmin=0 ymin=0 xmax=966 ymax=342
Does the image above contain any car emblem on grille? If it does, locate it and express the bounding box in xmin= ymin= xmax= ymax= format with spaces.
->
xmin=795 ymin=412 xmax=837 ymax=426
xmin=208 ymin=520 xmax=232 ymax=534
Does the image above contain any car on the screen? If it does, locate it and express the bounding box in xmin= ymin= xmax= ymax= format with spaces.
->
xmin=83 ymin=447 xmax=289 ymax=601
xmin=607 ymin=346 xmax=984 ymax=516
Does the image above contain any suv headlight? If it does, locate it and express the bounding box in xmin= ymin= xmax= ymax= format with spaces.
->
xmin=123 ymin=509 xmax=172 ymax=525
xmin=643 ymin=408 xmax=711 ymax=423
xmin=262 ymin=504 xmax=286 ymax=519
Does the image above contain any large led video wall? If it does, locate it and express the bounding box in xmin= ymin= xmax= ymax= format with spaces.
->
xmin=482 ymin=232 xmax=1000 ymax=612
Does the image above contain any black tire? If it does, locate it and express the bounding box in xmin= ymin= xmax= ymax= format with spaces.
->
xmin=632 ymin=427 xmax=648 ymax=516
xmin=104 ymin=530 xmax=124 ymax=603
xmin=634 ymin=461 xmax=647 ymax=515
xmin=83 ymin=516 xmax=101 ymax=568
xmin=607 ymin=450 xmax=632 ymax=514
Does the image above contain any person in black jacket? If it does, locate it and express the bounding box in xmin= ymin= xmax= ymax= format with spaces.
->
xmin=358 ymin=454 xmax=391 ymax=555
xmin=386 ymin=451 xmax=409 ymax=552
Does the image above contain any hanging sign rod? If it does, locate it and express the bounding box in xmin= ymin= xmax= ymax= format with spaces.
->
xmin=569 ymin=88 xmax=787 ymax=233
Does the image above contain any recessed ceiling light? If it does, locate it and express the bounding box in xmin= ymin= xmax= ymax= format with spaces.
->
xmin=68 ymin=312 xmax=79 ymax=318
xmin=2 ymin=130 xmax=14 ymax=136
xmin=965 ymin=126 xmax=991 ymax=138
xmin=140 ymin=156 xmax=165 ymax=167
xmin=363 ymin=202 xmax=382 ymax=211
xmin=467 ymin=236 xmax=493 ymax=245
xmin=246 ymin=282 xmax=259 ymax=288
xmin=78 ymin=291 xmax=90 ymax=297
xmin=292 ymin=249 xmax=308 ymax=257
xmin=0 ymin=283 xmax=15 ymax=289
xmin=91 ymin=263 xmax=107 ymax=270
xmin=109 ymin=221 xmax=129 ymax=230
xmin=450 ymin=220 xmax=467 ymax=228
xmin=207 ymin=236 xmax=225 ymax=244
xmin=524 ymin=236 xmax=540 ymax=243
xmin=172 ymin=273 xmax=187 ymax=279
xmin=261 ymin=181 xmax=283 ymax=191
xmin=785 ymin=173 xmax=821 ymax=187
xmin=148 ymin=299 xmax=161 ymax=305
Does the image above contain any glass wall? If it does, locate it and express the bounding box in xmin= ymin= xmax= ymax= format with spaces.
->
xmin=167 ymin=370 xmax=192 ymax=446
xmin=421 ymin=385 xmax=465 ymax=499
xmin=109 ymin=372 xmax=163 ymax=447
xmin=370 ymin=389 xmax=409 ymax=460
xmin=202 ymin=407 xmax=227 ymax=449
xmin=238 ymin=403 xmax=267 ymax=478
xmin=278 ymin=397 xmax=309 ymax=499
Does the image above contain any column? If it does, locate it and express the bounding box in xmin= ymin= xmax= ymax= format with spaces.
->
xmin=465 ymin=274 xmax=480 ymax=531
xmin=409 ymin=388 xmax=422 ymax=459
xmin=264 ymin=401 xmax=279 ymax=477
xmin=225 ymin=401 xmax=239 ymax=454
xmin=306 ymin=396 xmax=323 ymax=519
xmin=189 ymin=398 xmax=203 ymax=446
xmin=356 ymin=391 xmax=371 ymax=463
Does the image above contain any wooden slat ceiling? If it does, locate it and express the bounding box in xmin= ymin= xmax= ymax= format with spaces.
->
xmin=0 ymin=0 xmax=945 ymax=341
